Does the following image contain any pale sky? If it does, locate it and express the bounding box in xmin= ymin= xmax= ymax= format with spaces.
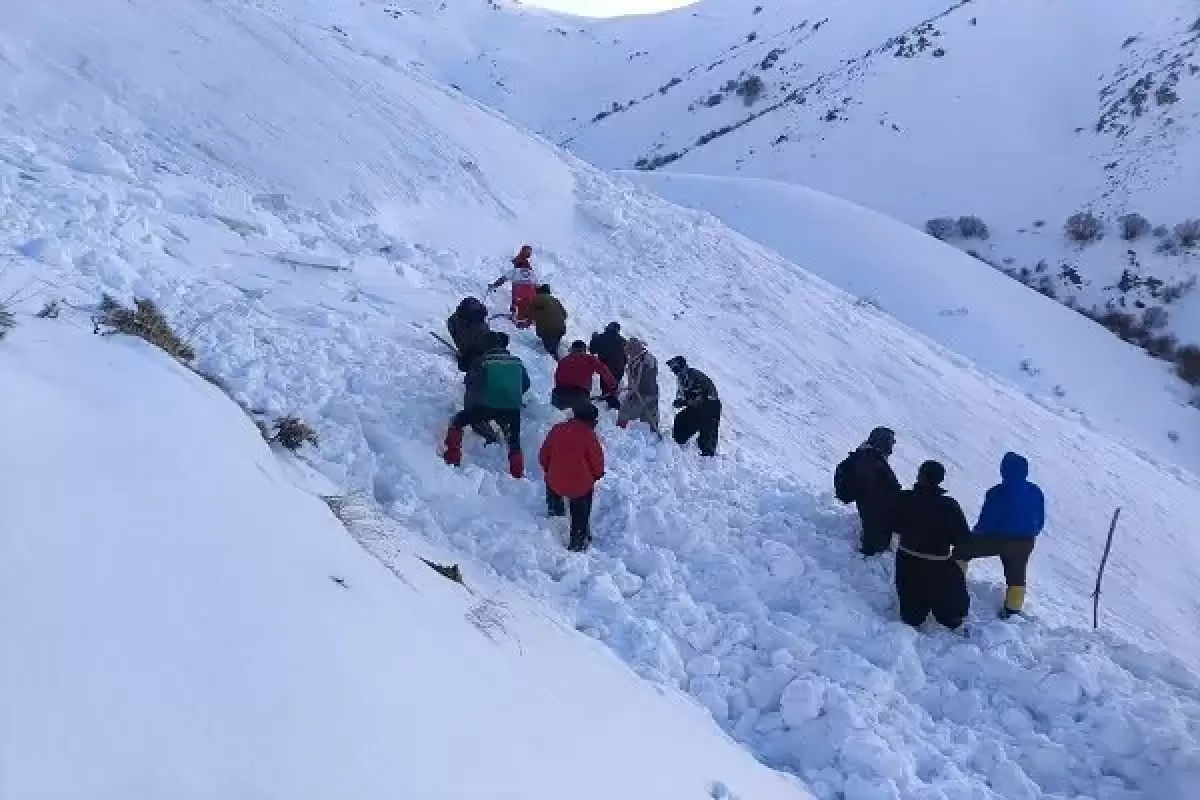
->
xmin=522 ymin=0 xmax=693 ymax=18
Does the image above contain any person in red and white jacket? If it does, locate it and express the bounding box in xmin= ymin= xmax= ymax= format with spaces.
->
xmin=539 ymin=403 xmax=605 ymax=552
xmin=552 ymin=340 xmax=619 ymax=412
xmin=488 ymin=244 xmax=538 ymax=328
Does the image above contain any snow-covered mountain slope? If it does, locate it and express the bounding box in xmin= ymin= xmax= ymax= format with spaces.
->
xmin=371 ymin=0 xmax=1200 ymax=341
xmin=0 ymin=323 xmax=805 ymax=800
xmin=626 ymin=171 xmax=1200 ymax=469
xmin=2 ymin=0 xmax=1200 ymax=798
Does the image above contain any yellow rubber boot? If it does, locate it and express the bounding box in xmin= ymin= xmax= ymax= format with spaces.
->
xmin=1002 ymin=585 xmax=1026 ymax=617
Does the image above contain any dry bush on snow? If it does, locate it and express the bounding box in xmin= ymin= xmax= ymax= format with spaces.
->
xmin=1065 ymin=211 xmax=1104 ymax=243
xmin=1174 ymin=219 xmax=1200 ymax=247
xmin=736 ymin=75 xmax=765 ymax=106
xmin=272 ymin=415 xmax=318 ymax=451
xmin=1119 ymin=213 xmax=1152 ymax=241
xmin=1177 ymin=345 xmax=1200 ymax=387
xmin=0 ymin=305 xmax=15 ymax=341
xmin=925 ymin=217 xmax=959 ymax=240
xmin=957 ymin=215 xmax=990 ymax=240
xmin=97 ymin=295 xmax=195 ymax=361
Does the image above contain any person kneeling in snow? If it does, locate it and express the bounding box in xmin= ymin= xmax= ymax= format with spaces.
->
xmin=666 ymin=356 xmax=721 ymax=457
xmin=955 ymin=452 xmax=1045 ymax=618
xmin=487 ymin=244 xmax=538 ymax=328
xmin=529 ymin=284 xmax=568 ymax=360
xmin=442 ymin=332 xmax=531 ymax=478
xmin=617 ymin=338 xmax=660 ymax=434
xmin=552 ymin=340 xmax=619 ymax=412
xmin=891 ymin=460 xmax=971 ymax=631
xmin=540 ymin=403 xmax=605 ymax=552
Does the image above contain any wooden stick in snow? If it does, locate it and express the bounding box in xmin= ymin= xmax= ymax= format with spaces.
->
xmin=1092 ymin=507 xmax=1122 ymax=630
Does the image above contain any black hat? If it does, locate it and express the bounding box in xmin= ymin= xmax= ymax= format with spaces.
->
xmin=867 ymin=426 xmax=896 ymax=453
xmin=570 ymin=340 xmax=587 ymax=352
xmin=666 ymin=356 xmax=687 ymax=373
xmin=917 ymin=460 xmax=945 ymax=486
xmin=574 ymin=403 xmax=600 ymax=426
xmin=606 ymin=321 xmax=621 ymax=333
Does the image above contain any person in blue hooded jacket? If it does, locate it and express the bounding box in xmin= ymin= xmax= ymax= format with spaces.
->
xmin=957 ymin=452 xmax=1045 ymax=617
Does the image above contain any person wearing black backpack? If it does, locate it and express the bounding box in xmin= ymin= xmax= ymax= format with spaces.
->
xmin=834 ymin=427 xmax=902 ymax=556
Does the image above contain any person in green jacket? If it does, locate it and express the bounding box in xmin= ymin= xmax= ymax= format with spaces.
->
xmin=442 ymin=332 xmax=531 ymax=478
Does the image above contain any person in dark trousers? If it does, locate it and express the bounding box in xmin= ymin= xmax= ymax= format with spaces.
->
xmin=617 ymin=337 xmax=660 ymax=435
xmin=589 ymin=322 xmax=627 ymax=387
xmin=446 ymin=296 xmax=492 ymax=372
xmin=956 ymin=452 xmax=1046 ymax=618
xmin=891 ymin=460 xmax=971 ymax=631
xmin=665 ymin=356 xmax=720 ymax=456
xmin=834 ymin=427 xmax=902 ymax=556
xmin=446 ymin=297 xmax=500 ymax=442
xmin=529 ymin=285 xmax=568 ymax=360
xmin=540 ymin=403 xmax=605 ymax=552
xmin=552 ymin=340 xmax=619 ymax=412
xmin=442 ymin=332 xmax=531 ymax=478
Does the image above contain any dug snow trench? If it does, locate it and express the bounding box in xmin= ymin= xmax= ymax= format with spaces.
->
xmin=0 ymin=322 xmax=807 ymax=800
xmin=1 ymin=1 xmax=1199 ymax=798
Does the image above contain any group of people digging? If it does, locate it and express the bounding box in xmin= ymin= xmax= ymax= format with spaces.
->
xmin=440 ymin=245 xmax=722 ymax=551
xmin=836 ymin=427 xmax=1046 ymax=629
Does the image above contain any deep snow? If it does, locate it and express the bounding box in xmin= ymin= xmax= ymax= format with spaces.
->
xmin=0 ymin=323 xmax=806 ymax=800
xmin=1 ymin=0 xmax=1200 ymax=798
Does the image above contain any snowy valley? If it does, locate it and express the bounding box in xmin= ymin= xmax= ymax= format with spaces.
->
xmin=375 ymin=0 xmax=1200 ymax=397
xmin=1 ymin=1 xmax=1199 ymax=799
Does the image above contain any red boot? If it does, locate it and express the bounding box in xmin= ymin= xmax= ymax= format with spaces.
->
xmin=443 ymin=427 xmax=464 ymax=467
xmin=508 ymin=451 xmax=525 ymax=479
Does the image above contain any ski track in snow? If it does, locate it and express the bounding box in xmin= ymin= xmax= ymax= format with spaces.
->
xmin=2 ymin=2 xmax=1200 ymax=799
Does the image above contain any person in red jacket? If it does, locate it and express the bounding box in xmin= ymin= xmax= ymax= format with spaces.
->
xmin=487 ymin=244 xmax=538 ymax=328
xmin=552 ymin=340 xmax=619 ymax=412
xmin=539 ymin=403 xmax=605 ymax=552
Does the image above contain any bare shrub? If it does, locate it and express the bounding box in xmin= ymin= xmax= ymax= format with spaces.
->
xmin=1177 ymin=345 xmax=1200 ymax=386
xmin=96 ymin=295 xmax=196 ymax=361
xmin=0 ymin=305 xmax=15 ymax=341
xmin=272 ymin=415 xmax=318 ymax=451
xmin=736 ymin=75 xmax=765 ymax=106
xmin=957 ymin=215 xmax=990 ymax=240
xmin=1153 ymin=225 xmax=1170 ymax=237
xmin=1142 ymin=306 xmax=1170 ymax=331
xmin=925 ymin=217 xmax=959 ymax=240
xmin=1145 ymin=333 xmax=1178 ymax=359
xmin=1118 ymin=213 xmax=1152 ymax=241
xmin=1065 ymin=211 xmax=1104 ymax=243
xmin=36 ymin=299 xmax=61 ymax=319
xmin=1161 ymin=276 xmax=1197 ymax=304
xmin=1174 ymin=219 xmax=1200 ymax=247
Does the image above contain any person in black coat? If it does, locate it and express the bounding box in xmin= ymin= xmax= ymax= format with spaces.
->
xmin=666 ymin=356 xmax=721 ymax=457
xmin=446 ymin=297 xmax=492 ymax=372
xmin=891 ymin=460 xmax=971 ymax=630
xmin=835 ymin=427 xmax=902 ymax=556
xmin=589 ymin=322 xmax=627 ymax=387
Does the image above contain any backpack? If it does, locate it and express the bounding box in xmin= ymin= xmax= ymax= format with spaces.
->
xmin=834 ymin=452 xmax=859 ymax=504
